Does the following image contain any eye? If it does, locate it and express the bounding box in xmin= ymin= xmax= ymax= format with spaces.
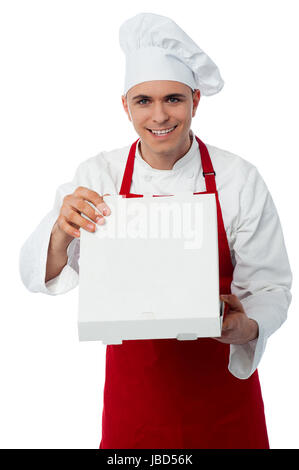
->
xmin=137 ymin=97 xmax=181 ymax=105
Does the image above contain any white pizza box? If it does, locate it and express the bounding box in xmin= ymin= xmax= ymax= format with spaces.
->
xmin=78 ymin=192 xmax=224 ymax=344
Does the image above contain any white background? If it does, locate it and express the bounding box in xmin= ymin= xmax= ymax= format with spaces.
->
xmin=0 ymin=0 xmax=298 ymax=449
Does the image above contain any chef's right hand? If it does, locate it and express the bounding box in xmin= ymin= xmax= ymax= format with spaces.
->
xmin=55 ymin=186 xmax=111 ymax=240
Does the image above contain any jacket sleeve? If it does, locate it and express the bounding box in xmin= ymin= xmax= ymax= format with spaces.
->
xmin=228 ymin=165 xmax=293 ymax=379
xmin=19 ymin=177 xmax=81 ymax=296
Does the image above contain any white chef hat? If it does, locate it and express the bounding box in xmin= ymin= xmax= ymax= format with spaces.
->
xmin=119 ymin=12 xmax=224 ymax=97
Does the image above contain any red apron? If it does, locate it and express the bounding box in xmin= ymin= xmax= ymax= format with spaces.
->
xmin=99 ymin=136 xmax=269 ymax=449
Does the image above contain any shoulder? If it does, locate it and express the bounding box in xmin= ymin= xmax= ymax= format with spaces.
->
xmin=203 ymin=143 xmax=270 ymax=235
xmin=70 ymin=143 xmax=132 ymax=194
xmin=205 ymin=142 xmax=263 ymax=191
xmin=75 ymin=143 xmax=131 ymax=176
xmin=206 ymin=142 xmax=257 ymax=178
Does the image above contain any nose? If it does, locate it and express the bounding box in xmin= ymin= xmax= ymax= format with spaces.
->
xmin=151 ymin=102 xmax=169 ymax=124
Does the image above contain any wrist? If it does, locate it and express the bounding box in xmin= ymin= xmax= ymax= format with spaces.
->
xmin=50 ymin=221 xmax=74 ymax=254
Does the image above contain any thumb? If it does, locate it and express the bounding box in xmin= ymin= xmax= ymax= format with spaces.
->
xmin=220 ymin=294 xmax=245 ymax=313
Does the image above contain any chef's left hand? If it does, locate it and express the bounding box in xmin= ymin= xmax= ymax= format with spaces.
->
xmin=212 ymin=294 xmax=259 ymax=345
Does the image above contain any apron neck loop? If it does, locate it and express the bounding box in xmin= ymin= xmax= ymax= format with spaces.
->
xmin=119 ymin=135 xmax=217 ymax=196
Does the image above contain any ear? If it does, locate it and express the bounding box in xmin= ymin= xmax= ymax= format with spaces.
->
xmin=121 ymin=95 xmax=132 ymax=122
xmin=191 ymin=89 xmax=201 ymax=118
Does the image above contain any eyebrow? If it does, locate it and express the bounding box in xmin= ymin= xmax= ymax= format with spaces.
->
xmin=131 ymin=93 xmax=187 ymax=101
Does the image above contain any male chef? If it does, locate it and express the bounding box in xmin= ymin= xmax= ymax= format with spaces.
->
xmin=19 ymin=12 xmax=292 ymax=449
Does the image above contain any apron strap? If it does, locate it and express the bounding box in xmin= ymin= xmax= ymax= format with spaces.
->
xmin=195 ymin=136 xmax=217 ymax=193
xmin=119 ymin=139 xmax=139 ymax=196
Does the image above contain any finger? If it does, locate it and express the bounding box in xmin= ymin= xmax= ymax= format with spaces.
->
xmin=67 ymin=197 xmax=106 ymax=225
xmin=212 ymin=336 xmax=232 ymax=344
xmin=221 ymin=318 xmax=233 ymax=332
xmin=97 ymin=193 xmax=112 ymax=216
xmin=61 ymin=208 xmax=98 ymax=233
xmin=73 ymin=187 xmax=111 ymax=215
xmin=220 ymin=294 xmax=245 ymax=313
xmin=212 ymin=320 xmax=233 ymax=341
xmin=212 ymin=325 xmax=234 ymax=343
xmin=57 ymin=216 xmax=81 ymax=238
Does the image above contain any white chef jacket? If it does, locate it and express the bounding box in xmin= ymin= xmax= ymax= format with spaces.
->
xmin=19 ymin=129 xmax=292 ymax=380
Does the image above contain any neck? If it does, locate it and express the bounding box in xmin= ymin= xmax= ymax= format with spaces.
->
xmin=139 ymin=131 xmax=193 ymax=170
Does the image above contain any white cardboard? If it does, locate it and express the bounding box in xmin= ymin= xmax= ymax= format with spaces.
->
xmin=78 ymin=193 xmax=223 ymax=344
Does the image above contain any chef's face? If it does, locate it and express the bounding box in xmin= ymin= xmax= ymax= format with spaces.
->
xmin=121 ymin=81 xmax=200 ymax=157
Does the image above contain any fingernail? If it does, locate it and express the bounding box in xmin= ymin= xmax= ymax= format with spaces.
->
xmin=97 ymin=203 xmax=111 ymax=216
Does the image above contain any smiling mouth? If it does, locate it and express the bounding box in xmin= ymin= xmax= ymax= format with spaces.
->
xmin=147 ymin=125 xmax=178 ymax=136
